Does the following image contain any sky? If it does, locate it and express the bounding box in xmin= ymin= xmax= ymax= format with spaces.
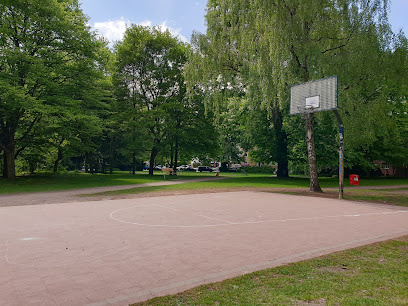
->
xmin=80 ymin=0 xmax=408 ymax=46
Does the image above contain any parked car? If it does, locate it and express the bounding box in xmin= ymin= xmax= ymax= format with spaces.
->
xmin=197 ymin=166 xmax=213 ymax=172
xmin=177 ymin=165 xmax=189 ymax=171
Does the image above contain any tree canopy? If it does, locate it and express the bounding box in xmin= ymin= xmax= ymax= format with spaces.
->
xmin=1 ymin=0 xmax=407 ymax=180
xmin=0 ymin=0 xmax=108 ymax=178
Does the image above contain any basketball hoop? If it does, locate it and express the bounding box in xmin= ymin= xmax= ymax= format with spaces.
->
xmin=290 ymin=76 xmax=344 ymax=199
xmin=290 ymin=76 xmax=337 ymax=115
xmin=297 ymin=106 xmax=317 ymax=115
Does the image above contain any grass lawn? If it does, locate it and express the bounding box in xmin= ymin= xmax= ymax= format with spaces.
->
xmin=88 ymin=175 xmax=408 ymax=207
xmin=0 ymin=171 xmax=194 ymax=194
xmin=344 ymin=189 xmax=408 ymax=207
xmin=134 ymin=236 xmax=408 ymax=305
xmin=1 ymin=171 xmax=408 ymax=198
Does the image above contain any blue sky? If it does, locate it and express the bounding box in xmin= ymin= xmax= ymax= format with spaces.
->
xmin=80 ymin=0 xmax=408 ymax=45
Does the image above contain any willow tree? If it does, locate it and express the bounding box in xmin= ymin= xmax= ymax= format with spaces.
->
xmin=185 ymin=0 xmax=292 ymax=176
xmin=188 ymin=0 xmax=391 ymax=190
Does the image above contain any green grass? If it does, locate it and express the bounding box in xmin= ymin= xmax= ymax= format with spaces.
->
xmin=90 ymin=175 xmax=408 ymax=196
xmin=345 ymin=189 xmax=408 ymax=207
xmin=0 ymin=171 xmax=191 ymax=194
xmin=1 ymin=171 xmax=408 ymax=196
xmin=134 ymin=236 xmax=408 ymax=305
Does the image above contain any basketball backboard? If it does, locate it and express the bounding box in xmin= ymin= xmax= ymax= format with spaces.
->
xmin=290 ymin=76 xmax=337 ymax=115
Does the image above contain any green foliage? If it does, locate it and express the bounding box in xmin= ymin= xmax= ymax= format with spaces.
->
xmin=0 ymin=0 xmax=108 ymax=178
xmin=114 ymin=25 xmax=218 ymax=174
xmin=240 ymin=166 xmax=276 ymax=174
xmin=190 ymin=0 xmax=407 ymax=179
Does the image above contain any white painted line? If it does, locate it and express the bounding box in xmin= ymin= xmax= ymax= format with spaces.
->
xmin=194 ymin=213 xmax=234 ymax=224
xmin=109 ymin=204 xmax=408 ymax=228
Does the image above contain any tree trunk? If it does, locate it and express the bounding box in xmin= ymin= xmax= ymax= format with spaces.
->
xmin=305 ymin=113 xmax=322 ymax=192
xmin=148 ymin=147 xmax=159 ymax=176
xmin=109 ymin=136 xmax=113 ymax=174
xmin=76 ymin=157 xmax=81 ymax=171
xmin=2 ymin=129 xmax=16 ymax=179
xmin=174 ymin=136 xmax=179 ymax=175
xmin=4 ymin=148 xmax=15 ymax=179
xmin=276 ymin=129 xmax=289 ymax=177
xmin=272 ymin=106 xmax=289 ymax=178
xmin=170 ymin=142 xmax=174 ymax=168
xmin=101 ymin=159 xmax=106 ymax=174
xmin=132 ymin=152 xmax=136 ymax=175
xmin=3 ymin=153 xmax=7 ymax=178
xmin=53 ymin=148 xmax=63 ymax=173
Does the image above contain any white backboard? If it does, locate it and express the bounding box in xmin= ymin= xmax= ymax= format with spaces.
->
xmin=290 ymin=76 xmax=337 ymax=115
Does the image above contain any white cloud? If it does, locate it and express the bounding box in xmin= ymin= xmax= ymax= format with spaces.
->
xmin=94 ymin=18 xmax=130 ymax=43
xmin=92 ymin=18 xmax=188 ymax=47
xmin=156 ymin=21 xmax=188 ymax=43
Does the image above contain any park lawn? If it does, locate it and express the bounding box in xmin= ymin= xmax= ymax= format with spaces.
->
xmin=0 ymin=171 xmax=195 ymax=194
xmin=134 ymin=236 xmax=408 ymax=305
xmin=1 ymin=171 xmax=408 ymax=196
xmin=90 ymin=175 xmax=408 ymax=196
xmin=344 ymin=189 xmax=408 ymax=207
xmin=86 ymin=175 xmax=322 ymax=197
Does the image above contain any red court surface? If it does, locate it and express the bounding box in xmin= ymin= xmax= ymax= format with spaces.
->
xmin=0 ymin=191 xmax=407 ymax=305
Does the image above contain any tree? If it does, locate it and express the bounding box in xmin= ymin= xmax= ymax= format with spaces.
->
xmin=191 ymin=0 xmax=395 ymax=190
xmin=186 ymin=0 xmax=291 ymax=177
xmin=114 ymin=26 xmax=189 ymax=175
xmin=161 ymin=88 xmax=219 ymax=171
xmin=0 ymin=0 xmax=106 ymax=178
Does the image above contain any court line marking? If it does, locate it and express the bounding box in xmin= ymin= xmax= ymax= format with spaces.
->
xmin=110 ymin=204 xmax=408 ymax=228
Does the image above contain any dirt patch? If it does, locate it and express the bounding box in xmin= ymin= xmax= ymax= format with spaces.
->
xmin=395 ymin=236 xmax=408 ymax=243
xmin=294 ymin=298 xmax=326 ymax=305
xmin=317 ymin=266 xmax=357 ymax=274
xmin=398 ymin=245 xmax=408 ymax=252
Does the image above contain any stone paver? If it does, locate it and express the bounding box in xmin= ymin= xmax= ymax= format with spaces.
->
xmin=0 ymin=191 xmax=407 ymax=305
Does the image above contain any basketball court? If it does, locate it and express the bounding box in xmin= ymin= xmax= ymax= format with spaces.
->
xmin=0 ymin=191 xmax=407 ymax=305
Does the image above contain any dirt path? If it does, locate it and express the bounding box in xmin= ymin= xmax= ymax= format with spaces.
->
xmin=0 ymin=176 xmax=230 ymax=207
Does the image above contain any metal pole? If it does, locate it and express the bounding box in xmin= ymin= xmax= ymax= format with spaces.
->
xmin=333 ymin=110 xmax=344 ymax=199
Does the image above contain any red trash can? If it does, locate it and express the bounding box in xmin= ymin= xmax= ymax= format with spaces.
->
xmin=349 ymin=174 xmax=359 ymax=186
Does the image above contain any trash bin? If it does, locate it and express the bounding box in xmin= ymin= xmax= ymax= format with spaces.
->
xmin=349 ymin=174 xmax=359 ymax=186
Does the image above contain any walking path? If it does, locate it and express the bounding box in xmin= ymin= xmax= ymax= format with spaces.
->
xmin=0 ymin=176 xmax=230 ymax=207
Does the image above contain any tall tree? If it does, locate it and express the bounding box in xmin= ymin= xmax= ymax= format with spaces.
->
xmin=0 ymin=0 xmax=106 ymax=178
xmin=114 ymin=26 xmax=189 ymax=175
xmin=186 ymin=0 xmax=291 ymax=177
xmin=190 ymin=0 xmax=393 ymax=190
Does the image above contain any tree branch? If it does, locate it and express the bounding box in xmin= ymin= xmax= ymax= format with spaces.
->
xmin=16 ymin=116 xmax=41 ymax=143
